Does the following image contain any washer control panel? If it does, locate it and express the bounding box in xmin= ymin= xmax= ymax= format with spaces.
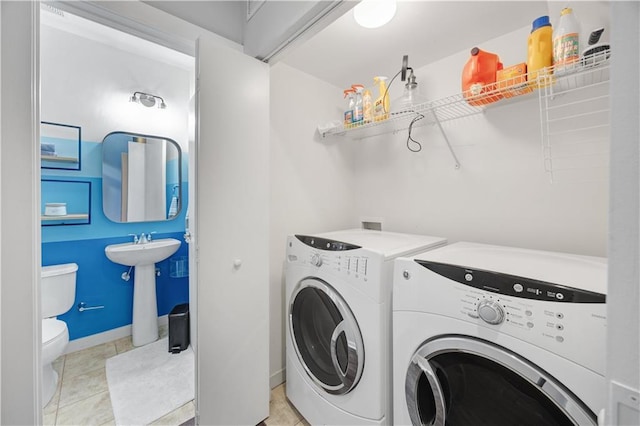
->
xmin=294 ymin=235 xmax=372 ymax=277
xmin=295 ymin=235 xmax=361 ymax=252
xmin=297 ymin=250 xmax=371 ymax=278
xmin=288 ymin=235 xmax=387 ymax=303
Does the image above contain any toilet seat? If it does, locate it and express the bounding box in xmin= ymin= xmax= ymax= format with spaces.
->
xmin=42 ymin=318 xmax=69 ymax=366
xmin=42 ymin=318 xmax=67 ymax=345
xmin=41 ymin=318 xmax=69 ymax=406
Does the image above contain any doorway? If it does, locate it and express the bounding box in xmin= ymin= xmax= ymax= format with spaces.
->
xmin=39 ymin=4 xmax=196 ymax=424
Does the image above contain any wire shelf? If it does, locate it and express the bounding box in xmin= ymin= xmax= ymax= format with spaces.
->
xmin=321 ymin=62 xmax=543 ymax=140
xmin=321 ymin=49 xmax=611 ymax=181
xmin=538 ymin=49 xmax=611 ymax=183
xmin=322 ymin=63 xmax=543 ymax=140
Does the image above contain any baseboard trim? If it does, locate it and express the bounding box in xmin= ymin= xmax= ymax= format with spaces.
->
xmin=270 ymin=368 xmax=285 ymax=389
xmin=65 ymin=315 xmax=169 ymax=354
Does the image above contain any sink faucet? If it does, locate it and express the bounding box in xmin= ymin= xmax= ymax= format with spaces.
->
xmin=128 ymin=232 xmax=157 ymax=244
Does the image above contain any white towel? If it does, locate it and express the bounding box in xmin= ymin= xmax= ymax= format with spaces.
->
xmin=168 ymin=195 xmax=179 ymax=217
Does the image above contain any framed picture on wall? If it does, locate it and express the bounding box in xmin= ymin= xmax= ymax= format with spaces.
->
xmin=41 ymin=179 xmax=91 ymax=226
xmin=41 ymin=121 xmax=81 ymax=171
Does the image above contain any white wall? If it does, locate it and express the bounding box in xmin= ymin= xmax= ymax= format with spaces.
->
xmin=352 ymin=25 xmax=609 ymax=257
xmin=40 ymin=23 xmax=191 ymax=146
xmin=269 ymin=62 xmax=357 ymax=386
xmin=606 ymin=2 xmax=640 ymax=424
xmin=267 ymin=18 xmax=612 ymax=387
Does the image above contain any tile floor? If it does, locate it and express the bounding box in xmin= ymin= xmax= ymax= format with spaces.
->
xmin=264 ymin=384 xmax=310 ymax=426
xmin=44 ymin=326 xmax=307 ymax=426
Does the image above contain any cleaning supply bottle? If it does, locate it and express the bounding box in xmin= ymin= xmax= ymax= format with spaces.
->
xmin=373 ymin=76 xmax=389 ymax=122
xmin=343 ymin=88 xmax=355 ymax=128
xmin=553 ymin=7 xmax=580 ymax=75
xmin=351 ymin=84 xmax=365 ymax=125
xmin=363 ymin=89 xmax=373 ymax=123
xmin=527 ymin=15 xmax=553 ymax=88
xmin=461 ymin=47 xmax=503 ymax=106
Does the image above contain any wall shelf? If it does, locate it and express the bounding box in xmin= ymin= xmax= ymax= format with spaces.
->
xmin=321 ymin=49 xmax=611 ymax=180
xmin=320 ymin=96 xmax=486 ymax=140
xmin=41 ymin=121 xmax=82 ymax=170
xmin=41 ymin=213 xmax=89 ymax=221
xmin=41 ymin=155 xmax=79 ymax=164
xmin=41 ymin=179 xmax=91 ymax=226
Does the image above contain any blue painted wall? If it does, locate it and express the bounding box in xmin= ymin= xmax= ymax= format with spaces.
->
xmin=42 ymin=138 xmax=189 ymax=340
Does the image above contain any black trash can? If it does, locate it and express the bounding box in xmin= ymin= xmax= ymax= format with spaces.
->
xmin=168 ymin=303 xmax=190 ymax=353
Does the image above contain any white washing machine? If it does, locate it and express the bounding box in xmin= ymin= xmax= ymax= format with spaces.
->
xmin=285 ymin=229 xmax=447 ymax=425
xmin=392 ymin=242 xmax=607 ymax=426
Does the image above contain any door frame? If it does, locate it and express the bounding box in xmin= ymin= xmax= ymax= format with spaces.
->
xmin=34 ymin=0 xmax=200 ymax=420
xmin=2 ymin=2 xmax=42 ymax=423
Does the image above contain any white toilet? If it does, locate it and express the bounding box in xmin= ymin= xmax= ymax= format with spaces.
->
xmin=41 ymin=262 xmax=78 ymax=407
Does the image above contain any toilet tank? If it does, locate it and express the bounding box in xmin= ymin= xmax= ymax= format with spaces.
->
xmin=41 ymin=263 xmax=78 ymax=318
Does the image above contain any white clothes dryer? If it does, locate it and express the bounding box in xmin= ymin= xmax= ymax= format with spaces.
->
xmin=392 ymin=242 xmax=607 ymax=426
xmin=285 ymin=229 xmax=447 ymax=425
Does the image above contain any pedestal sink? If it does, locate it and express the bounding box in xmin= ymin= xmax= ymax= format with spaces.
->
xmin=105 ymin=238 xmax=181 ymax=346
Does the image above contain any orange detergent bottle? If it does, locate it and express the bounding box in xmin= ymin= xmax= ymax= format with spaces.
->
xmin=462 ymin=47 xmax=503 ymax=106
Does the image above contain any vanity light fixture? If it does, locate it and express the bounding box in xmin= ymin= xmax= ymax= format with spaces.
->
xmin=354 ymin=0 xmax=397 ymax=29
xmin=129 ymin=91 xmax=167 ymax=109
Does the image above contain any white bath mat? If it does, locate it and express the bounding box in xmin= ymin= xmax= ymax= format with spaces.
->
xmin=106 ymin=337 xmax=194 ymax=425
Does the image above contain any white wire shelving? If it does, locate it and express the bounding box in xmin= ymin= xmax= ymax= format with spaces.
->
xmin=322 ymin=49 xmax=611 ymax=179
xmin=538 ymin=50 xmax=611 ymax=182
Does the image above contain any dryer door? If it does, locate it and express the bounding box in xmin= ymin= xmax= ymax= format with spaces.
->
xmin=289 ymin=277 xmax=364 ymax=395
xmin=404 ymin=336 xmax=596 ymax=426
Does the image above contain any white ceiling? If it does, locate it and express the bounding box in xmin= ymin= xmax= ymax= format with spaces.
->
xmin=279 ymin=1 xmax=550 ymax=89
xmin=42 ymin=0 xmax=609 ymax=95
xmin=143 ymin=1 xmax=245 ymax=45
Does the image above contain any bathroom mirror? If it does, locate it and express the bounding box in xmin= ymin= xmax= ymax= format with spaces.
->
xmin=102 ymin=132 xmax=182 ymax=223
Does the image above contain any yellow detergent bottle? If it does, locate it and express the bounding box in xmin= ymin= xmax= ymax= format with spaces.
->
xmin=527 ymin=15 xmax=553 ymax=88
xmin=373 ymin=76 xmax=389 ymax=121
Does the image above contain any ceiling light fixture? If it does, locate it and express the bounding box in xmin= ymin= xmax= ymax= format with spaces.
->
xmin=354 ymin=0 xmax=397 ymax=29
xmin=129 ymin=91 xmax=167 ymax=109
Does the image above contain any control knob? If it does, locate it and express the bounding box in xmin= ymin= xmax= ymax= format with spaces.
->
xmin=477 ymin=300 xmax=505 ymax=325
xmin=310 ymin=253 xmax=323 ymax=267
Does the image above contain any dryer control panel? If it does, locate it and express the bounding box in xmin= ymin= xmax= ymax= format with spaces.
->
xmin=395 ymin=259 xmax=607 ymax=374
xmin=417 ymin=260 xmax=606 ymax=304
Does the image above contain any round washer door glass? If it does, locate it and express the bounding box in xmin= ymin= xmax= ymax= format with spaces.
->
xmin=405 ymin=337 xmax=596 ymax=426
xmin=289 ymin=278 xmax=364 ymax=395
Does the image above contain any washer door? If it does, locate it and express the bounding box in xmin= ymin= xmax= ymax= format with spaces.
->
xmin=405 ymin=336 xmax=596 ymax=426
xmin=289 ymin=277 xmax=364 ymax=395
